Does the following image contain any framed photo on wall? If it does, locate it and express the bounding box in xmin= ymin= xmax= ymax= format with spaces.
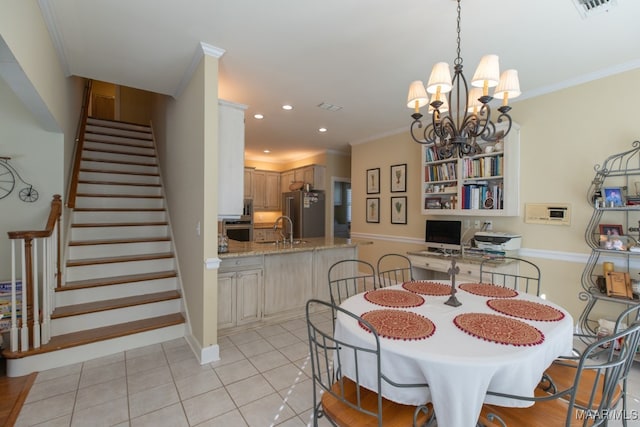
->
xmin=390 ymin=163 xmax=407 ymax=193
xmin=366 ymin=197 xmax=380 ymax=223
xmin=391 ymin=196 xmax=407 ymax=224
xmin=367 ymin=168 xmax=380 ymax=194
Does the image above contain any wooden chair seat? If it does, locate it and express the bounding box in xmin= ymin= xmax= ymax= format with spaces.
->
xmin=479 ymin=388 xmax=583 ymax=427
xmin=542 ymin=360 xmax=622 ymax=408
xmin=322 ymin=377 xmax=433 ymax=427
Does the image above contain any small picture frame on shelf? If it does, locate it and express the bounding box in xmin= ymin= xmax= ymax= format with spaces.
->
xmin=603 ymin=187 xmax=625 ymax=207
xmin=366 ymin=168 xmax=380 ymax=194
xmin=366 ymin=197 xmax=380 ymax=223
xmin=424 ymin=197 xmax=441 ymax=210
xmin=390 ymin=164 xmax=407 ymax=193
xmin=600 ymin=234 xmax=630 ymax=251
xmin=599 ymin=224 xmax=624 ymax=236
xmin=391 ymin=196 xmax=407 ymax=224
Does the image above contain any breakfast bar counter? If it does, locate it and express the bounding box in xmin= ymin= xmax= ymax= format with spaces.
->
xmin=219 ymin=236 xmax=370 ymax=258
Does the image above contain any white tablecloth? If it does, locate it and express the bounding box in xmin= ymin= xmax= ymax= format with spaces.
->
xmin=334 ymin=282 xmax=574 ymax=427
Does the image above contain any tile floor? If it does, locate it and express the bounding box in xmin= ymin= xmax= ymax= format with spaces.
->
xmin=14 ymin=309 xmax=640 ymax=426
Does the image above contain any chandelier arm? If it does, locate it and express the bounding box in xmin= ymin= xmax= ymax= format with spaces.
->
xmin=410 ymin=116 xmax=438 ymax=145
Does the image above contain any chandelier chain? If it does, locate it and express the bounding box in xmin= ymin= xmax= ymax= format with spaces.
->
xmin=455 ymin=0 xmax=462 ymax=66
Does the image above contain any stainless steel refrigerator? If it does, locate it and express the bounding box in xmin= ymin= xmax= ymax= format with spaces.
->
xmin=282 ymin=190 xmax=325 ymax=238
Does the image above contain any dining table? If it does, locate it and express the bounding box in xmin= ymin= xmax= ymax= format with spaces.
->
xmin=333 ymin=280 xmax=574 ymax=427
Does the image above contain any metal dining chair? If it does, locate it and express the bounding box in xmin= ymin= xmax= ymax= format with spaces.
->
xmin=328 ymin=259 xmax=377 ymax=306
xmin=306 ymin=299 xmax=435 ymax=427
xmin=478 ymin=321 xmax=640 ymax=427
xmin=376 ymin=253 xmax=414 ymax=288
xmin=540 ymin=303 xmax=640 ymax=427
xmin=479 ymin=256 xmax=541 ymax=296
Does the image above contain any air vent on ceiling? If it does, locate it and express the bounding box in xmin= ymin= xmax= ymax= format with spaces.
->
xmin=317 ymin=102 xmax=343 ymax=112
xmin=572 ymin=0 xmax=618 ymax=18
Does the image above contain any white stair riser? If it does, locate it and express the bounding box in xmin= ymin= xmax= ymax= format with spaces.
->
xmin=68 ymin=241 xmax=172 ymax=259
xmin=55 ymin=277 xmax=178 ymax=306
xmin=6 ymin=324 xmax=186 ymax=377
xmin=66 ymin=258 xmax=175 ymax=282
xmin=74 ymin=196 xmax=164 ymax=209
xmin=50 ymin=299 xmax=182 ymax=335
xmin=77 ymin=183 xmax=162 ymax=196
xmin=82 ymin=149 xmax=156 ymax=165
xmin=84 ymin=140 xmax=155 ymax=157
xmin=73 ymin=210 xmax=166 ymax=223
xmin=71 ymin=225 xmax=168 ymax=240
xmin=79 ymin=171 xmax=160 ymax=185
xmin=87 ymin=119 xmax=152 ymax=134
xmin=80 ymin=160 xmax=158 ymax=175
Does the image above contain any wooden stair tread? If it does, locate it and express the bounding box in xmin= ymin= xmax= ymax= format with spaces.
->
xmin=76 ymin=193 xmax=163 ymax=199
xmin=87 ymin=117 xmax=152 ymax=131
xmin=71 ymin=221 xmax=167 ymax=228
xmin=73 ymin=207 xmax=165 ymax=212
xmin=67 ymin=252 xmax=174 ymax=267
xmin=81 ymin=157 xmax=157 ymax=167
xmin=60 ymin=271 xmax=178 ymax=291
xmin=69 ymin=236 xmax=171 ymax=246
xmin=85 ymin=133 xmax=152 ymax=142
xmin=79 ymin=168 xmax=159 ymax=177
xmin=2 ymin=313 xmax=185 ymax=359
xmin=78 ymin=179 xmax=161 ymax=187
xmin=52 ymin=290 xmax=181 ymax=318
xmin=83 ymin=147 xmax=155 ymax=158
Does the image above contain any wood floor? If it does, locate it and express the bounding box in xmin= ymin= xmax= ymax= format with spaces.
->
xmin=0 ymin=357 xmax=37 ymax=427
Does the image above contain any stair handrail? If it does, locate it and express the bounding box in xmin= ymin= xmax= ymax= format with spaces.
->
xmin=66 ymin=79 xmax=93 ymax=209
xmin=6 ymin=194 xmax=62 ymax=352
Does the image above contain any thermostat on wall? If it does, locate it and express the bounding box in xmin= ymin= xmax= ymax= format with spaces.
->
xmin=524 ymin=203 xmax=571 ymax=225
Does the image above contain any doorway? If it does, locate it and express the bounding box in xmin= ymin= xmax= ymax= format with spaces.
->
xmin=331 ymin=178 xmax=351 ymax=238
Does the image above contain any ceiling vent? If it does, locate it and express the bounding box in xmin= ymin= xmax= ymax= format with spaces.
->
xmin=572 ymin=0 xmax=618 ymax=18
xmin=317 ymin=102 xmax=343 ymax=112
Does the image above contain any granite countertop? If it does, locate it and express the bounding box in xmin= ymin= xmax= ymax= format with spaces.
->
xmin=219 ymin=236 xmax=372 ymax=258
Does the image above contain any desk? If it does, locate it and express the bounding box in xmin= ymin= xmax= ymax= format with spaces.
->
xmin=334 ymin=282 xmax=573 ymax=427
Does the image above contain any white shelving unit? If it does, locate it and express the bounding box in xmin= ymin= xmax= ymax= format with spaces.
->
xmin=421 ymin=123 xmax=520 ymax=217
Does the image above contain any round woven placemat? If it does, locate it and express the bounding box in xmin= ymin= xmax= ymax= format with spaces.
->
xmin=402 ymin=280 xmax=452 ymax=296
xmin=487 ymin=299 xmax=565 ymax=322
xmin=454 ymin=313 xmax=544 ymax=346
xmin=360 ymin=309 xmax=435 ymax=340
xmin=364 ymin=289 xmax=425 ymax=308
xmin=459 ymin=283 xmax=518 ymax=298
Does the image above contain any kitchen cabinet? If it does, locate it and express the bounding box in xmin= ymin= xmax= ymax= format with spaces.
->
xmin=254 ymin=228 xmax=279 ymax=242
xmin=218 ymin=257 xmax=263 ymax=330
xmin=253 ymin=170 xmax=281 ymax=210
xmin=217 ymin=100 xmax=247 ymax=219
xmin=244 ymin=167 xmax=254 ymax=199
xmin=263 ymin=251 xmax=314 ymax=318
xmin=281 ymin=165 xmax=326 ymax=192
xmin=281 ymin=170 xmax=295 ymax=193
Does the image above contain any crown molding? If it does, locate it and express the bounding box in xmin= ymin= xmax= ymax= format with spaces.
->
xmin=38 ymin=0 xmax=71 ymax=77
xmin=173 ymin=42 xmax=225 ymax=99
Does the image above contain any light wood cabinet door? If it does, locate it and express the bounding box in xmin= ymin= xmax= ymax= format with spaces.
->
xmin=244 ymin=168 xmax=254 ymax=199
xmin=281 ymin=171 xmax=295 ymax=193
xmin=264 ymin=172 xmax=281 ymax=210
xmin=236 ymin=269 xmax=263 ymax=325
xmin=217 ymin=272 xmax=236 ymax=329
xmin=263 ymin=251 xmax=313 ymax=317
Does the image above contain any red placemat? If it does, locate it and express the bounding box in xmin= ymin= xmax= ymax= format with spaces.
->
xmin=454 ymin=313 xmax=544 ymax=346
xmin=364 ymin=289 xmax=425 ymax=308
xmin=360 ymin=309 xmax=435 ymax=340
xmin=402 ymin=280 xmax=452 ymax=296
xmin=487 ymin=299 xmax=565 ymax=322
xmin=459 ymin=283 xmax=518 ymax=298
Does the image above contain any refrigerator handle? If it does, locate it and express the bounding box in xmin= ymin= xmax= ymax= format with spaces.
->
xmin=284 ymin=196 xmax=293 ymax=219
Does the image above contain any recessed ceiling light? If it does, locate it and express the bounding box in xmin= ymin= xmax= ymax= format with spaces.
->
xmin=254 ymin=113 xmax=264 ymax=119
xmin=263 ymin=149 xmax=270 ymax=154
xmin=282 ymin=104 xmax=293 ymax=110
xmin=319 ymin=127 xmax=327 ymax=133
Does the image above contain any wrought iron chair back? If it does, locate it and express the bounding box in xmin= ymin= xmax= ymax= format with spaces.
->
xmin=328 ymin=259 xmax=377 ymax=306
xmin=377 ymin=253 xmax=414 ymax=288
xmin=479 ymin=256 xmax=541 ymax=296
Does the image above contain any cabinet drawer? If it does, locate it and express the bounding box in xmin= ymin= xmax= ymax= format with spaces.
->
xmin=220 ymin=256 xmax=263 ymax=271
xmin=408 ymin=255 xmax=451 ymax=273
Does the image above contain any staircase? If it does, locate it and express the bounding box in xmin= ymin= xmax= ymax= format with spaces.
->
xmin=4 ymin=118 xmax=186 ymax=377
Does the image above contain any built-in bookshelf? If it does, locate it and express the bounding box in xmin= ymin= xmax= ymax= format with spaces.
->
xmin=421 ymin=122 xmax=520 ymax=216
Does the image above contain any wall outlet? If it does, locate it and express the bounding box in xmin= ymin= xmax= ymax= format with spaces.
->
xmin=485 ymin=220 xmax=493 ymax=231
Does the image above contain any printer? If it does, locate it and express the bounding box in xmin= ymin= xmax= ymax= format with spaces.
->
xmin=474 ymin=231 xmax=522 ymax=255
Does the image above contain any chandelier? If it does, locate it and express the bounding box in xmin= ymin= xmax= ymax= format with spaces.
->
xmin=407 ymin=0 xmax=520 ymax=159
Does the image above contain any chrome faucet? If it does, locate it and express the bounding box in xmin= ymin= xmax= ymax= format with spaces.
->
xmin=273 ymin=216 xmax=294 ymax=245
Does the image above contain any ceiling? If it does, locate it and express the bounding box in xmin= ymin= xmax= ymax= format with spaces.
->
xmin=38 ymin=0 xmax=640 ymax=164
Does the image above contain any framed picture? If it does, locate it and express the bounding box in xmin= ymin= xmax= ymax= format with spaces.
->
xmin=391 ymin=196 xmax=407 ymax=224
xmin=599 ymin=224 xmax=624 ymax=236
xmin=603 ymin=187 xmax=625 ymax=207
xmin=366 ymin=168 xmax=380 ymax=194
xmin=366 ymin=197 xmax=380 ymax=223
xmin=424 ymin=197 xmax=442 ymax=210
xmin=599 ymin=234 xmax=630 ymax=250
xmin=390 ymin=163 xmax=407 ymax=193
